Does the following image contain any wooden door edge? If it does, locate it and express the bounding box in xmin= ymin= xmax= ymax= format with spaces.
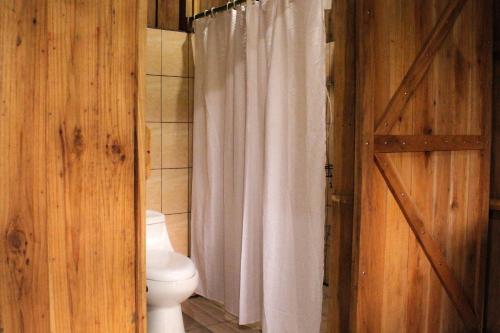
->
xmin=135 ymin=0 xmax=148 ymax=331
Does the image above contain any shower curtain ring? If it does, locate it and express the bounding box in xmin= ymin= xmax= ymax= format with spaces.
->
xmin=204 ymin=9 xmax=209 ymax=17
xmin=210 ymin=7 xmax=216 ymax=17
xmin=227 ymin=1 xmax=231 ymax=10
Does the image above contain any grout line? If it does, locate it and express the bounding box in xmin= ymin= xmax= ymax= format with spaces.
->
xmin=160 ymin=167 xmax=190 ymax=170
xmin=148 ymin=121 xmax=193 ymax=123
xmin=146 ymin=73 xmax=194 ymax=79
xmin=151 ymin=167 xmax=190 ymax=170
xmin=165 ymin=212 xmax=190 ymax=216
xmin=159 ymin=34 xmax=163 ymax=213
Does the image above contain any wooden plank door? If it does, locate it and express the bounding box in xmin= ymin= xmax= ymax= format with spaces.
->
xmin=0 ymin=1 xmax=147 ymax=332
xmin=354 ymin=0 xmax=492 ymax=332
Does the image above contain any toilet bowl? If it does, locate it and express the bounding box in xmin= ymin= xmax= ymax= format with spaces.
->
xmin=146 ymin=210 xmax=198 ymax=333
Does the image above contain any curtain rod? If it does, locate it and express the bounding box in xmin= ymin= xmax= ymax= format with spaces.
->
xmin=189 ymin=0 xmax=259 ymax=22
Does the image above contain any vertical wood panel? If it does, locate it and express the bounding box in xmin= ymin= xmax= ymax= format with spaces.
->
xmin=0 ymin=1 xmax=145 ymax=331
xmin=354 ymin=1 xmax=388 ymax=331
xmin=158 ymin=0 xmax=180 ymax=30
xmin=486 ymin=218 xmax=500 ymax=332
xmin=148 ymin=0 xmax=157 ymax=27
xmin=0 ymin=1 xmax=50 ymax=331
xmin=148 ymin=0 xmax=193 ymax=31
xmin=325 ymin=1 xmax=356 ymax=332
xmin=194 ymin=0 xmax=227 ymax=13
xmin=486 ymin=1 xmax=500 ymax=331
xmin=136 ymin=0 xmax=148 ymax=330
xmin=353 ymin=0 xmax=492 ymax=332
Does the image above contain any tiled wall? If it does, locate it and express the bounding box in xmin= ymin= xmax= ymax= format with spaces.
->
xmin=145 ymin=28 xmax=194 ymax=256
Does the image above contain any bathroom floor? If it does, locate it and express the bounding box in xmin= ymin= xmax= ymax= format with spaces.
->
xmin=182 ymin=296 xmax=261 ymax=332
xmin=182 ymin=290 xmax=329 ymax=333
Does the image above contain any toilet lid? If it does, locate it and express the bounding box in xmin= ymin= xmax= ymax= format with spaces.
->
xmin=147 ymin=250 xmax=196 ymax=282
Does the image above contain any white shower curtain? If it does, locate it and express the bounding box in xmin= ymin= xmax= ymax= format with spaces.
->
xmin=191 ymin=1 xmax=325 ymax=331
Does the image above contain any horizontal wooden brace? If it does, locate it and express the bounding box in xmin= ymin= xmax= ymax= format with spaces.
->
xmin=374 ymin=135 xmax=485 ymax=153
xmin=491 ymin=199 xmax=500 ymax=212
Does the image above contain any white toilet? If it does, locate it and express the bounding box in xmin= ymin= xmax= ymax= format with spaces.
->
xmin=146 ymin=210 xmax=199 ymax=333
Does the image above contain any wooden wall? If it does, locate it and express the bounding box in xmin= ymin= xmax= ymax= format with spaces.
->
xmin=353 ymin=1 xmax=492 ymax=332
xmin=0 ymin=0 xmax=146 ymax=332
xmin=147 ymin=0 xmax=228 ymax=31
xmin=324 ymin=1 xmax=356 ymax=332
xmin=485 ymin=1 xmax=500 ymax=331
xmin=193 ymin=0 xmax=227 ymax=12
xmin=148 ymin=0 xmax=186 ymax=30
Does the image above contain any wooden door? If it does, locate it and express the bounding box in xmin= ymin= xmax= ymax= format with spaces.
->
xmin=354 ymin=0 xmax=492 ymax=332
xmin=0 ymin=1 xmax=146 ymax=332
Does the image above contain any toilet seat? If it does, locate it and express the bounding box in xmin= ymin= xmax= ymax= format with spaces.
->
xmin=147 ymin=250 xmax=196 ymax=282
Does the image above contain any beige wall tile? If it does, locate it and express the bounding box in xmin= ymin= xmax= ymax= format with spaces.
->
xmin=188 ymin=123 xmax=193 ymax=167
xmin=145 ymin=75 xmax=161 ymax=122
xmin=146 ymin=169 xmax=162 ymax=211
xmin=326 ymin=42 xmax=334 ymax=84
xmin=146 ymin=28 xmax=162 ymax=75
xmin=188 ymin=168 xmax=192 ymax=211
xmin=162 ymin=77 xmax=189 ymax=122
xmin=162 ymin=30 xmax=189 ymax=77
xmin=187 ymin=213 xmax=191 ymax=256
xmin=146 ymin=123 xmax=162 ymax=169
xmin=188 ymin=33 xmax=195 ymax=78
xmin=162 ymin=169 xmax=188 ymax=214
xmin=165 ymin=213 xmax=188 ymax=256
xmin=188 ymin=78 xmax=194 ymax=122
xmin=162 ymin=123 xmax=189 ymax=168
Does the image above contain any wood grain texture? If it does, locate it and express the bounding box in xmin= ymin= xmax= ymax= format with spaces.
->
xmin=374 ymin=135 xmax=485 ymax=152
xmin=374 ymin=0 xmax=468 ymax=135
xmin=148 ymin=0 xmax=157 ymax=27
xmin=325 ymin=1 xmax=356 ymax=333
xmin=0 ymin=2 xmax=50 ymax=331
xmin=135 ymin=0 xmax=148 ymax=330
xmin=353 ymin=0 xmax=492 ymax=332
xmin=147 ymin=0 xmax=194 ymax=31
xmin=493 ymin=40 xmax=500 ymax=201
xmin=374 ymin=153 xmax=479 ymax=332
xmin=193 ymin=0 xmax=229 ymax=13
xmin=486 ymin=218 xmax=500 ymax=332
xmin=486 ymin=2 xmax=500 ymax=330
xmin=0 ymin=1 xmax=145 ymax=331
xmin=158 ymin=0 xmax=180 ymax=30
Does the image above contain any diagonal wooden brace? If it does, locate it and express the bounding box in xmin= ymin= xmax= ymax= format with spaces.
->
xmin=375 ymin=0 xmax=469 ymax=135
xmin=374 ymin=153 xmax=479 ymax=332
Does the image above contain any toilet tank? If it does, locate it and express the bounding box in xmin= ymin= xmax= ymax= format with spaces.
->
xmin=146 ymin=210 xmax=174 ymax=252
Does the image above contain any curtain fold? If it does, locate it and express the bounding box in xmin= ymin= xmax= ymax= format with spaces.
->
xmin=191 ymin=1 xmax=325 ymax=331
